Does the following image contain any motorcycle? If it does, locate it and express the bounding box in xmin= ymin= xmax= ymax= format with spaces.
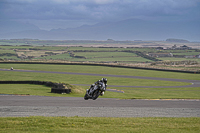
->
xmin=84 ymin=82 xmax=106 ymax=100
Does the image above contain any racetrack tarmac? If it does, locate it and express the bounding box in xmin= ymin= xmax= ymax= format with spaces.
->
xmin=0 ymin=69 xmax=200 ymax=117
xmin=0 ymin=95 xmax=200 ymax=117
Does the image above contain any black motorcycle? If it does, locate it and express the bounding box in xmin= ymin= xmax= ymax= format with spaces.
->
xmin=84 ymin=82 xmax=106 ymax=100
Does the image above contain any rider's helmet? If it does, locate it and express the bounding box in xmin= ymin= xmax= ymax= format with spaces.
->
xmin=102 ymin=78 xmax=107 ymax=84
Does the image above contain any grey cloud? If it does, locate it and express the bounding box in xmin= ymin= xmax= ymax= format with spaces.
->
xmin=0 ymin=0 xmax=199 ymax=29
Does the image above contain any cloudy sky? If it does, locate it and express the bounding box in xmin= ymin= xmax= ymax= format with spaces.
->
xmin=1 ymin=0 xmax=200 ymax=30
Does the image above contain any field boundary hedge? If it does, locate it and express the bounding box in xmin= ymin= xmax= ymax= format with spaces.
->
xmin=0 ymin=61 xmax=199 ymax=74
xmin=0 ymin=81 xmax=71 ymax=94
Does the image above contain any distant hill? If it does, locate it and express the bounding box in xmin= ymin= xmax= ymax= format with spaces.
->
xmin=0 ymin=21 xmax=40 ymax=34
xmin=166 ymin=38 xmax=190 ymax=43
xmin=0 ymin=19 xmax=199 ymax=41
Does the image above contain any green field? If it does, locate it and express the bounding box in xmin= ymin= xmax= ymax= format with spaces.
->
xmin=0 ymin=117 xmax=199 ymax=133
xmin=1 ymin=44 xmax=199 ymax=65
xmin=158 ymin=57 xmax=200 ymax=62
xmin=0 ymin=63 xmax=199 ymax=99
xmin=37 ymin=52 xmax=151 ymax=63
xmin=0 ymin=63 xmax=199 ymax=80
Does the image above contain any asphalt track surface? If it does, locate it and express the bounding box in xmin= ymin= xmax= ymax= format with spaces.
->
xmin=0 ymin=69 xmax=200 ymax=117
xmin=0 ymin=95 xmax=200 ymax=117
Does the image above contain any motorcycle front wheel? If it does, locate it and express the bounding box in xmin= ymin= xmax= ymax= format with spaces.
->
xmin=92 ymin=90 xmax=101 ymax=100
xmin=84 ymin=94 xmax=89 ymax=100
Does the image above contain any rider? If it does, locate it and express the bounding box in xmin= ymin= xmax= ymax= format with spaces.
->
xmin=87 ymin=78 xmax=107 ymax=96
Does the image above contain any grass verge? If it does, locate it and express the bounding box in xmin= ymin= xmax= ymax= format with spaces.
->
xmin=0 ymin=117 xmax=199 ymax=133
xmin=0 ymin=83 xmax=200 ymax=99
